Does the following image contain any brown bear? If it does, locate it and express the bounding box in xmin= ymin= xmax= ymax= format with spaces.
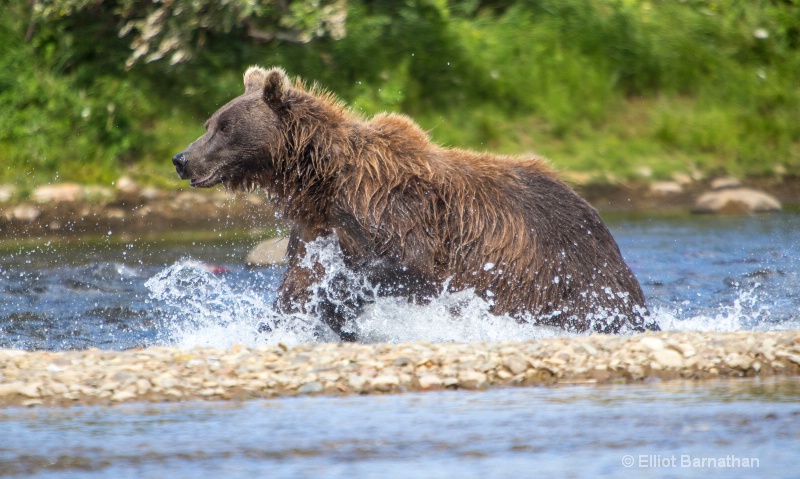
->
xmin=173 ymin=66 xmax=657 ymax=339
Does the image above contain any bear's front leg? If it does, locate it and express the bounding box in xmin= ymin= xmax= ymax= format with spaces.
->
xmin=273 ymin=226 xmax=362 ymax=341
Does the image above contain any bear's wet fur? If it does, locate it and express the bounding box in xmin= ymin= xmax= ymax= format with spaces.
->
xmin=174 ymin=66 xmax=657 ymax=338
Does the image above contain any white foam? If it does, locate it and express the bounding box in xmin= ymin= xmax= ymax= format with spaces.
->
xmin=145 ymin=260 xmax=338 ymax=348
xmin=347 ymin=291 xmax=568 ymax=344
xmin=299 ymin=236 xmax=568 ymax=342
xmin=145 ymin=241 xmax=568 ymax=349
xmin=144 ymin=244 xmax=798 ymax=350
xmin=649 ymin=283 xmax=800 ymax=332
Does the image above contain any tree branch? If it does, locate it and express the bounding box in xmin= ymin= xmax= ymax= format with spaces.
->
xmin=245 ymin=19 xmax=310 ymax=44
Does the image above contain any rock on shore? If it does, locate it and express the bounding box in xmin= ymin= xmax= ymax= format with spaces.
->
xmin=1 ymin=331 xmax=798 ymax=407
xmin=245 ymin=236 xmax=289 ymax=266
xmin=692 ymin=177 xmax=782 ymax=214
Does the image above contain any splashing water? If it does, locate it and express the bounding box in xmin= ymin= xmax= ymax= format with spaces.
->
xmin=651 ymin=282 xmax=797 ymax=333
xmin=145 ymin=230 xmax=799 ymax=350
xmin=145 ymin=239 xmax=572 ymax=348
xmin=146 ymin=260 xmax=794 ymax=350
xmin=346 ymin=291 xmax=569 ymax=344
xmin=301 ymin=236 xmax=571 ymax=342
xmin=145 ymin=260 xmax=339 ymax=347
xmin=4 ymin=213 xmax=797 ymax=351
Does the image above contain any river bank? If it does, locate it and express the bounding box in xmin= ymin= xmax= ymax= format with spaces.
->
xmin=1 ymin=176 xmax=797 ymax=241
xmin=1 ymin=331 xmax=798 ymax=408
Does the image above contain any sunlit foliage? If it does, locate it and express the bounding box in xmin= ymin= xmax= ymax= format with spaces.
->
xmin=2 ymin=0 xmax=799 ymax=185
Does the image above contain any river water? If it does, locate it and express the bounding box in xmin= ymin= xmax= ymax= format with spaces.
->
xmin=1 ymin=213 xmax=799 ymax=477
xmin=1 ymin=379 xmax=798 ymax=478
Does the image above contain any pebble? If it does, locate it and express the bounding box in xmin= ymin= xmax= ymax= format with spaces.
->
xmin=504 ymin=356 xmax=528 ymax=375
xmin=418 ymin=374 xmax=443 ymax=390
xmin=640 ymin=337 xmax=665 ymax=351
xmin=0 ymin=382 xmax=24 ymax=397
xmin=297 ymin=381 xmax=324 ymax=395
xmin=371 ymin=375 xmax=400 ymax=391
xmin=668 ymin=341 xmax=696 ymax=357
xmin=0 ymin=332 xmax=797 ymax=407
xmin=652 ymin=349 xmax=684 ymax=369
xmin=111 ymin=390 xmax=137 ymax=402
xmin=458 ymin=370 xmax=488 ymax=390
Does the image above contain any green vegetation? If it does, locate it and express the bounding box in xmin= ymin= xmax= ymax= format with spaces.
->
xmin=2 ymin=0 xmax=799 ymax=188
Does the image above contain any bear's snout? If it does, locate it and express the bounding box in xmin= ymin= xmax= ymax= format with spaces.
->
xmin=173 ymin=152 xmax=188 ymax=179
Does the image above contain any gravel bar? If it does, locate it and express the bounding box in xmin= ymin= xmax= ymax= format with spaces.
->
xmin=1 ymin=331 xmax=799 ymax=407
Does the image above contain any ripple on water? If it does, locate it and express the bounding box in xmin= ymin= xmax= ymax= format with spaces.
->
xmin=1 ymin=378 xmax=799 ymax=478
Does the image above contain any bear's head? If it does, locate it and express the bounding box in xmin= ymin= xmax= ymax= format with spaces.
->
xmin=172 ymin=66 xmax=291 ymax=189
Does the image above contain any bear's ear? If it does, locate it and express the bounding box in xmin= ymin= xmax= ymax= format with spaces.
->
xmin=263 ymin=67 xmax=290 ymax=111
xmin=243 ymin=66 xmax=268 ymax=94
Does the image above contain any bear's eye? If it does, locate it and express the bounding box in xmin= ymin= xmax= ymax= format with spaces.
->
xmin=220 ymin=123 xmax=231 ymax=133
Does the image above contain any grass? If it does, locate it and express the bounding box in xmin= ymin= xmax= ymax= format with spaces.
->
xmin=1 ymin=0 xmax=798 ymax=189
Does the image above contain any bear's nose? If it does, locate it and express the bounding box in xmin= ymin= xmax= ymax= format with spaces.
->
xmin=173 ymin=152 xmax=188 ymax=177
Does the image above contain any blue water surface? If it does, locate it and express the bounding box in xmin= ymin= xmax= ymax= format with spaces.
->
xmin=1 ymin=379 xmax=798 ymax=478
xmin=1 ymin=213 xmax=799 ymax=349
xmin=1 ymin=213 xmax=799 ymax=478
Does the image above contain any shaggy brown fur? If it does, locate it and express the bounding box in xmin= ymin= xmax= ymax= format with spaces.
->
xmin=173 ymin=66 xmax=657 ymax=338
